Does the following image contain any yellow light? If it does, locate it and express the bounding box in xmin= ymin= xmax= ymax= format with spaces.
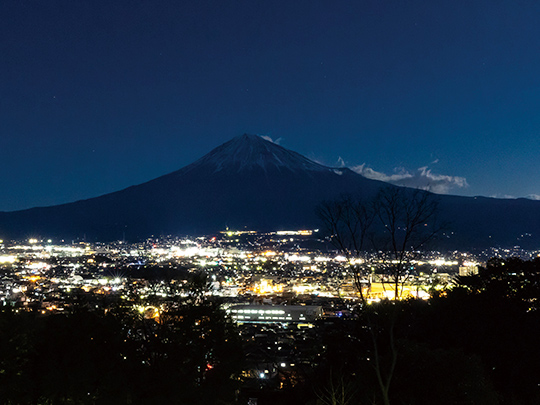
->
xmin=253 ymin=279 xmax=283 ymax=294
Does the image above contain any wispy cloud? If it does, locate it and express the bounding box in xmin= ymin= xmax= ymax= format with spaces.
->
xmin=260 ymin=135 xmax=282 ymax=145
xmin=351 ymin=164 xmax=469 ymax=194
xmin=490 ymin=194 xmax=516 ymax=199
xmin=489 ymin=194 xmax=540 ymax=200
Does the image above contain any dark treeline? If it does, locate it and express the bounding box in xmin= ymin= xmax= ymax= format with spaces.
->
xmin=0 ymin=307 xmax=242 ymax=405
xmin=0 ymin=272 xmax=243 ymax=405
xmin=314 ymin=257 xmax=540 ymax=405
xmin=1 ymin=258 xmax=540 ymax=404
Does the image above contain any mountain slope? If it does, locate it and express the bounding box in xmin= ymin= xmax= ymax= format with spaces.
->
xmin=0 ymin=134 xmax=382 ymax=240
xmin=1 ymin=134 xmax=540 ymax=249
xmin=182 ymin=134 xmax=330 ymax=174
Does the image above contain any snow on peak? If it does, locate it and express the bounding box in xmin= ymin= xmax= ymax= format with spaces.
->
xmin=185 ymin=134 xmax=332 ymax=174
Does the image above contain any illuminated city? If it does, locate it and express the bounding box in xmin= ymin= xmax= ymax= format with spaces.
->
xmin=1 ymin=230 xmax=540 ymax=403
xmin=3 ymin=1 xmax=540 ymax=404
xmin=0 ymin=230 xmax=485 ymax=311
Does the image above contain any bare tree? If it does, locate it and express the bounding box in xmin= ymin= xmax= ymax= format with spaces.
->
xmin=373 ymin=187 xmax=442 ymax=299
xmin=317 ymin=194 xmax=375 ymax=302
xmin=317 ymin=187 xmax=443 ymax=405
xmin=316 ymin=373 xmax=359 ymax=405
xmin=318 ymin=187 xmax=442 ymax=300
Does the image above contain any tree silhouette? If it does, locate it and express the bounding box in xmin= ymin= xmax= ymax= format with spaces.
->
xmin=317 ymin=194 xmax=375 ymax=301
xmin=454 ymin=256 xmax=540 ymax=310
xmin=317 ymin=187 xmax=443 ymax=405
xmin=318 ymin=187 xmax=442 ymax=301
xmin=373 ymin=187 xmax=441 ymax=299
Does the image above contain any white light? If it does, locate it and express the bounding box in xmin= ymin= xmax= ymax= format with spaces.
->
xmin=0 ymin=255 xmax=16 ymax=264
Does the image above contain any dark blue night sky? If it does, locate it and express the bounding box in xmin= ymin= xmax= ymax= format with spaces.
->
xmin=2 ymin=0 xmax=540 ymax=211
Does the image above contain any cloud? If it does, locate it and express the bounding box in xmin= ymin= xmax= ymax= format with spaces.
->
xmin=352 ymin=164 xmax=413 ymax=182
xmin=490 ymin=194 xmax=517 ymax=199
xmin=490 ymin=194 xmax=540 ymax=200
xmin=351 ymin=164 xmax=469 ymax=194
xmin=260 ymin=135 xmax=281 ymax=145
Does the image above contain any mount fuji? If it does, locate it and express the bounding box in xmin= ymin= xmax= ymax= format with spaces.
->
xmin=0 ymin=135 xmax=382 ymax=241
xmin=1 ymin=134 xmax=540 ymax=249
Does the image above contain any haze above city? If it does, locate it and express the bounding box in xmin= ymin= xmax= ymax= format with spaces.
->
xmin=2 ymin=1 xmax=540 ymax=211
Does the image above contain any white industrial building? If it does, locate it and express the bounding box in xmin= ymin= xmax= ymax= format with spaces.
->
xmin=227 ymin=304 xmax=323 ymax=323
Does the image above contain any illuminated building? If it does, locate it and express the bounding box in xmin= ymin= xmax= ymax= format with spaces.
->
xmin=228 ymin=304 xmax=322 ymax=323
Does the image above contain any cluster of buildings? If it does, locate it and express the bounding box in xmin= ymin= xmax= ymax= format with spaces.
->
xmin=4 ymin=229 xmax=537 ymax=323
xmin=2 ymin=232 xmax=539 ymax=399
xmin=0 ymin=230 xmax=488 ymax=314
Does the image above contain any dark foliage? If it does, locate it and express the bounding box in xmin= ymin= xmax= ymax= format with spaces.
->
xmin=310 ymin=259 xmax=540 ymax=404
xmin=0 ymin=298 xmax=242 ymax=404
xmin=2 ymin=258 xmax=540 ymax=404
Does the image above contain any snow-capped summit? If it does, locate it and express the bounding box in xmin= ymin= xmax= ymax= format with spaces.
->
xmin=2 ymin=133 xmax=540 ymax=249
xmin=183 ymin=134 xmax=331 ymax=174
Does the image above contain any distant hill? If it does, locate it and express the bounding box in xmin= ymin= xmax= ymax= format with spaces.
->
xmin=1 ymin=134 xmax=539 ymax=249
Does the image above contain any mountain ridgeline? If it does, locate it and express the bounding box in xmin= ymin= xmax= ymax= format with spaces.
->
xmin=1 ymin=134 xmax=539 ymax=249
